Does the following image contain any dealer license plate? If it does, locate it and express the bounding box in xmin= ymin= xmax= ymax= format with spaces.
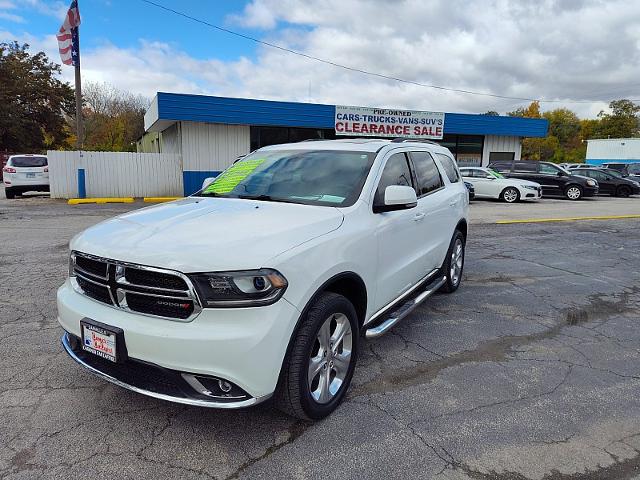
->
xmin=81 ymin=321 xmax=119 ymax=362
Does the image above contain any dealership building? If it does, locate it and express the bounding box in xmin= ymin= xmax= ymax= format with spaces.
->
xmin=141 ymin=93 xmax=549 ymax=195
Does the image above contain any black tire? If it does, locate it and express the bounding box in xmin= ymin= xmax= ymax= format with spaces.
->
xmin=274 ymin=292 xmax=359 ymax=420
xmin=565 ymin=184 xmax=583 ymax=200
xmin=4 ymin=188 xmax=15 ymax=199
xmin=617 ymin=186 xmax=631 ymax=198
xmin=500 ymin=187 xmax=520 ymax=203
xmin=440 ymin=230 xmax=465 ymax=293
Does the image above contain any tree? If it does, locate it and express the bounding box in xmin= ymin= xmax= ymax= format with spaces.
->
xmin=482 ymin=111 xmax=499 ymax=116
xmin=0 ymin=42 xmax=75 ymax=152
xmin=80 ymin=82 xmax=148 ymax=151
xmin=508 ymin=101 xmax=541 ymax=119
xmin=594 ymin=99 xmax=640 ymax=139
xmin=543 ymin=108 xmax=581 ymax=149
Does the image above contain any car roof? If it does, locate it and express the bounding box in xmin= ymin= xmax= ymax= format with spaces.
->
xmin=256 ymin=138 xmax=451 ymax=154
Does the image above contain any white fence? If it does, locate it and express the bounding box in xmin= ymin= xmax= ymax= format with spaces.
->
xmin=48 ymin=151 xmax=183 ymax=198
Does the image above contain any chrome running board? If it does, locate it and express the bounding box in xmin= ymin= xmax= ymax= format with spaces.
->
xmin=365 ymin=276 xmax=446 ymax=339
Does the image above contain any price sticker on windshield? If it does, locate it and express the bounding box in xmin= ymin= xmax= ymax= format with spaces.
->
xmin=204 ymin=158 xmax=265 ymax=194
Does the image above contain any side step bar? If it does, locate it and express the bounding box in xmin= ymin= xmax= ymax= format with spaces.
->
xmin=365 ymin=276 xmax=446 ymax=339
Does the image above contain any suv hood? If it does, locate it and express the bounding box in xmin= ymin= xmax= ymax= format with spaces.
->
xmin=71 ymin=197 xmax=344 ymax=272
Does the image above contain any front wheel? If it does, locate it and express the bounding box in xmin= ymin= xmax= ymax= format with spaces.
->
xmin=440 ymin=230 xmax=465 ymax=293
xmin=274 ymin=292 xmax=359 ymax=420
xmin=500 ymin=187 xmax=520 ymax=203
xmin=565 ymin=185 xmax=583 ymax=200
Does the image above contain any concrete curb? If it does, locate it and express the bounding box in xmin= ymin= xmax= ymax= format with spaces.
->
xmin=143 ymin=197 xmax=183 ymax=203
xmin=497 ymin=214 xmax=640 ymax=224
xmin=68 ymin=198 xmax=135 ymax=205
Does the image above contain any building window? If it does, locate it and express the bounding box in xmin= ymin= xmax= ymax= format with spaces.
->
xmin=432 ymin=134 xmax=484 ymax=167
xmin=250 ymin=126 xmax=332 ymax=151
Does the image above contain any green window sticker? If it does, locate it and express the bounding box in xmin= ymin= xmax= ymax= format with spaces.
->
xmin=204 ymin=158 xmax=265 ymax=194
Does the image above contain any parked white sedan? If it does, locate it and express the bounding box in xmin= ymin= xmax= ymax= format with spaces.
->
xmin=459 ymin=167 xmax=542 ymax=203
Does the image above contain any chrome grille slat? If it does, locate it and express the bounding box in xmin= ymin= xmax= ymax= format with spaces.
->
xmin=70 ymin=251 xmax=202 ymax=322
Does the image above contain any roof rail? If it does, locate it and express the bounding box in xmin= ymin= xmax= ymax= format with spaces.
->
xmin=390 ymin=138 xmax=440 ymax=145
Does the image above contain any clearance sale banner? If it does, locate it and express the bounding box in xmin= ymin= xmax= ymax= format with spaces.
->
xmin=334 ymin=105 xmax=445 ymax=139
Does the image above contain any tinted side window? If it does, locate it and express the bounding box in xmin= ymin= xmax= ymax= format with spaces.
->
xmin=575 ymin=170 xmax=592 ymax=178
xmin=489 ymin=162 xmax=512 ymax=173
xmin=539 ymin=163 xmax=560 ymax=175
xmin=409 ymin=151 xmax=443 ymax=196
xmin=513 ymin=162 xmax=537 ymax=173
xmin=374 ymin=153 xmax=415 ymax=205
xmin=459 ymin=168 xmax=471 ymax=177
xmin=436 ymin=153 xmax=460 ymax=183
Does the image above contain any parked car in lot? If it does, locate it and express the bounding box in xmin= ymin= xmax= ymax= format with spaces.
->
xmin=459 ymin=166 xmax=541 ymax=203
xmin=601 ymin=162 xmax=640 ymax=181
xmin=3 ymin=154 xmax=49 ymax=199
xmin=464 ymin=181 xmax=475 ymax=200
xmin=570 ymin=167 xmax=640 ymax=197
xmin=57 ymin=138 xmax=469 ymax=420
xmin=488 ymin=160 xmax=598 ymax=200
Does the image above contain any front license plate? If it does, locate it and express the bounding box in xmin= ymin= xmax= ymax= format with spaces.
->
xmin=81 ymin=319 xmax=124 ymax=362
xmin=26 ymin=173 xmax=35 ymax=178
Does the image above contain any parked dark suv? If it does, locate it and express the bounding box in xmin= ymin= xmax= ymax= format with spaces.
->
xmin=571 ymin=168 xmax=640 ymax=197
xmin=488 ymin=160 xmax=599 ymax=200
xmin=601 ymin=163 xmax=640 ymax=181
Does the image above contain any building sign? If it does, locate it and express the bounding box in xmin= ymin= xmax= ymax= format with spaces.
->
xmin=335 ymin=105 xmax=445 ymax=139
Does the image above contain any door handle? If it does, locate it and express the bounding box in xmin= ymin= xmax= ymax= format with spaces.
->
xmin=413 ymin=212 xmax=426 ymax=221
xmin=449 ymin=200 xmax=458 ymax=206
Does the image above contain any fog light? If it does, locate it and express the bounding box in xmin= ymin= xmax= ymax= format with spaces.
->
xmin=218 ymin=379 xmax=232 ymax=393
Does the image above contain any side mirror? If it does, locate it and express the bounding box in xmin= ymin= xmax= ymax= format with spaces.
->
xmin=485 ymin=174 xmax=495 ymax=179
xmin=557 ymin=171 xmax=566 ymax=177
xmin=374 ymin=185 xmax=417 ymax=213
xmin=201 ymin=177 xmax=216 ymax=190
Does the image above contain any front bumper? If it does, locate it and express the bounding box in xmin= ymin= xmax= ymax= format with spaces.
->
xmin=57 ymin=279 xmax=301 ymax=404
xmin=584 ymin=186 xmax=599 ymax=197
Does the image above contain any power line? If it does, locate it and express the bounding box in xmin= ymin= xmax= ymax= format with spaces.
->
xmin=139 ymin=0 xmax=639 ymax=105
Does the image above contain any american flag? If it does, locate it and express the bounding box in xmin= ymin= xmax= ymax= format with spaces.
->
xmin=56 ymin=0 xmax=81 ymax=66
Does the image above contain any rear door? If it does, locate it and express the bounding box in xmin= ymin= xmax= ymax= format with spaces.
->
xmin=373 ymin=152 xmax=426 ymax=310
xmin=408 ymin=150 xmax=454 ymax=271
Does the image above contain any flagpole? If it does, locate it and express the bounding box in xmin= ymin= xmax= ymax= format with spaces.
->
xmin=73 ymin=23 xmax=83 ymax=150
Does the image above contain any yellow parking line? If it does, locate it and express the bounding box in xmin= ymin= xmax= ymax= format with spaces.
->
xmin=497 ymin=214 xmax=640 ymax=224
xmin=68 ymin=198 xmax=135 ymax=205
xmin=143 ymin=197 xmax=182 ymax=203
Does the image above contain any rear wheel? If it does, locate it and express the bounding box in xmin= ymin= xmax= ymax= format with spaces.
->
xmin=565 ymin=185 xmax=583 ymax=200
xmin=4 ymin=188 xmax=15 ymax=199
xmin=500 ymin=187 xmax=520 ymax=203
xmin=440 ymin=230 xmax=465 ymax=293
xmin=275 ymin=292 xmax=359 ymax=420
xmin=617 ymin=186 xmax=631 ymax=198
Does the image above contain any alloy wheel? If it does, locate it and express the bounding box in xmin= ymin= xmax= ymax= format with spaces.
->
xmin=450 ymin=238 xmax=464 ymax=286
xmin=503 ymin=188 xmax=518 ymax=203
xmin=307 ymin=313 xmax=353 ymax=404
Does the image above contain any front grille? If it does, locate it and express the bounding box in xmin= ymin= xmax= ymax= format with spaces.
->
xmin=76 ymin=275 xmax=113 ymax=304
xmin=126 ymin=292 xmax=193 ymax=320
xmin=124 ymin=267 xmax=188 ymax=290
xmin=71 ymin=252 xmax=200 ymax=321
xmin=75 ymin=254 xmax=107 ymax=278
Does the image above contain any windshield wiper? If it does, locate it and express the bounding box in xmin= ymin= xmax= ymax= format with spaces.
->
xmin=237 ymin=194 xmax=291 ymax=203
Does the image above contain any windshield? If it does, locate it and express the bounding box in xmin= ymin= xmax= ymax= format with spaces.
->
xmin=486 ymin=168 xmax=505 ymax=179
xmin=10 ymin=156 xmax=47 ymax=167
xmin=628 ymin=164 xmax=640 ymax=175
xmin=195 ymin=149 xmax=376 ymax=207
xmin=604 ymin=169 xmax=624 ymax=178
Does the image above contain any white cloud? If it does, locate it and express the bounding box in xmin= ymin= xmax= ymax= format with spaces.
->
xmin=4 ymin=0 xmax=640 ymax=119
xmin=0 ymin=11 xmax=23 ymax=22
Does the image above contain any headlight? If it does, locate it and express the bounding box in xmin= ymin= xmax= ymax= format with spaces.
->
xmin=523 ymin=185 xmax=537 ymax=190
xmin=189 ymin=269 xmax=288 ymax=308
xmin=586 ymin=179 xmax=597 ymax=187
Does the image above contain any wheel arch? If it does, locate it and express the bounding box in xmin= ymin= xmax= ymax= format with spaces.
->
xmin=274 ymin=272 xmax=368 ymax=392
xmin=455 ymin=218 xmax=468 ymax=242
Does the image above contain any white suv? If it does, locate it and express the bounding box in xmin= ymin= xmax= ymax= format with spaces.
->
xmin=3 ymin=154 xmax=49 ymax=199
xmin=57 ymin=139 xmax=469 ymax=420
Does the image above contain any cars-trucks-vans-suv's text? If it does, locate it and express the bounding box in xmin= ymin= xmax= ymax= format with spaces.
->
xmin=58 ymin=139 xmax=469 ymax=420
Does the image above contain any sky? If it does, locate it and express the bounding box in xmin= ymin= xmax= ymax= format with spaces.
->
xmin=1 ymin=0 xmax=640 ymax=118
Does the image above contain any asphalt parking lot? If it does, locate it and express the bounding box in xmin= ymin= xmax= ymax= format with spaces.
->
xmin=2 ymin=194 xmax=640 ymax=479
